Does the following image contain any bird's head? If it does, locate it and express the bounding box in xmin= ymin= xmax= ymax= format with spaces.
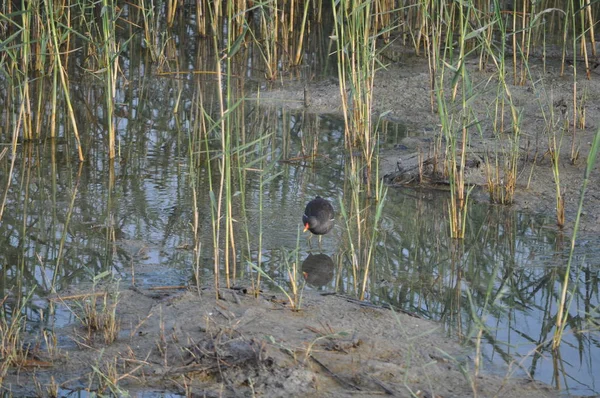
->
xmin=303 ymin=215 xmax=316 ymax=232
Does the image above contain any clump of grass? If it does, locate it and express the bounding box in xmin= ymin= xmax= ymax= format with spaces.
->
xmin=0 ymin=294 xmax=32 ymax=380
xmin=89 ymin=356 xmax=129 ymax=396
xmin=485 ymin=142 xmax=519 ymax=205
xmin=79 ymin=291 xmax=121 ymax=345
xmin=249 ymin=243 xmax=305 ymax=310
xmin=1 ymin=293 xmax=65 ymax=389
xmin=42 ymin=328 xmax=61 ymax=360
xmin=65 ymin=272 xmax=122 ymax=345
xmin=34 ymin=375 xmax=59 ymax=398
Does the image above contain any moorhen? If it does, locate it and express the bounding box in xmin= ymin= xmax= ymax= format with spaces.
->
xmin=303 ymin=196 xmax=334 ymax=236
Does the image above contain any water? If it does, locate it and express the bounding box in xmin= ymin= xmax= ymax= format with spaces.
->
xmin=1 ymin=9 xmax=599 ymax=397
xmin=2 ymin=107 xmax=599 ymax=395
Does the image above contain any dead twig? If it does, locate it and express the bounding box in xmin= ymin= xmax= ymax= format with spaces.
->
xmin=48 ymin=292 xmax=107 ymax=302
xmin=308 ymin=354 xmax=362 ymax=391
xmin=325 ymin=293 xmax=421 ymax=318
xmin=365 ymin=372 xmax=400 ymax=396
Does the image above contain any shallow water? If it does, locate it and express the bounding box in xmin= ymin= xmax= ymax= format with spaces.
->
xmin=1 ymin=10 xmax=599 ymax=397
xmin=2 ymin=106 xmax=599 ymax=395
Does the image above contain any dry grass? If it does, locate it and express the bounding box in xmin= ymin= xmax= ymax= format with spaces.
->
xmin=485 ymin=156 xmax=518 ymax=205
xmin=62 ymin=289 xmax=121 ymax=346
xmin=0 ymin=296 xmax=32 ymax=375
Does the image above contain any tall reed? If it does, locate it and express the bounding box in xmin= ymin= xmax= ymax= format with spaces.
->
xmin=100 ymin=0 xmax=119 ymax=160
xmin=43 ymin=0 xmax=84 ymax=161
xmin=208 ymin=0 xmax=230 ymax=292
xmin=430 ymin=1 xmax=475 ymax=239
xmin=139 ymin=0 xmax=162 ymax=63
xmin=332 ymin=0 xmax=379 ymax=198
xmin=478 ymin=0 xmax=523 ymax=205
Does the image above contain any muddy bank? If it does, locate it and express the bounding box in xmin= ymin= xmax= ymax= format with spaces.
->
xmin=3 ymin=285 xmax=558 ymax=397
xmin=254 ymin=46 xmax=600 ymax=234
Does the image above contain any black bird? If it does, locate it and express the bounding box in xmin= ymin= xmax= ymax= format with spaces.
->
xmin=303 ymin=196 xmax=334 ymax=236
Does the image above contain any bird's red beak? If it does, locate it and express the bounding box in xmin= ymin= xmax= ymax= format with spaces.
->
xmin=303 ymin=223 xmax=309 ymax=232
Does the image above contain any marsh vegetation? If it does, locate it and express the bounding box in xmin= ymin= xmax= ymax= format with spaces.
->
xmin=1 ymin=0 xmax=600 ymax=396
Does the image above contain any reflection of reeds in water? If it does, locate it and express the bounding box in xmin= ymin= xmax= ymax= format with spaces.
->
xmin=553 ymin=127 xmax=600 ymax=351
xmin=2 ymin=1 xmax=600 ymax=389
xmin=366 ymin=190 xmax=598 ymax=384
xmin=339 ymin=182 xmax=387 ymax=301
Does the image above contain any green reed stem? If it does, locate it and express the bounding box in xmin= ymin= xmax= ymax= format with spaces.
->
xmin=101 ymin=0 xmax=118 ymax=159
xmin=294 ymin=0 xmax=311 ymax=65
xmin=43 ymin=0 xmax=84 ymax=161
xmin=52 ymin=180 xmax=80 ymax=291
xmin=553 ymin=126 xmax=600 ymax=350
xmin=248 ymin=245 xmax=305 ymax=310
xmin=338 ymin=195 xmax=359 ymax=296
xmin=359 ymin=184 xmax=387 ymax=300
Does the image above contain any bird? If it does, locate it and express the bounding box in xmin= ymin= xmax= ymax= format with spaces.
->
xmin=303 ymin=196 xmax=334 ymax=236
